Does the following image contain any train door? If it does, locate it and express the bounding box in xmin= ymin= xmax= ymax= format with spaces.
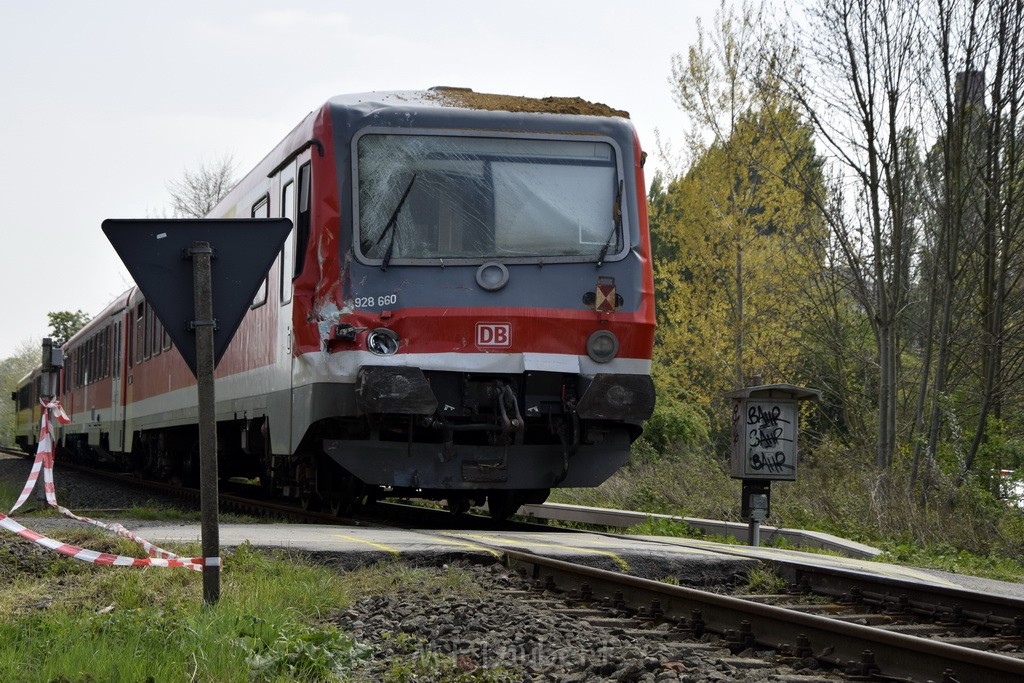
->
xmin=271 ymin=157 xmax=300 ymax=453
xmin=122 ymin=301 xmax=140 ymax=454
xmin=109 ymin=317 xmax=126 ymax=452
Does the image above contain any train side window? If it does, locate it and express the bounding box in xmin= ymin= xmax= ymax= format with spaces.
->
xmin=113 ymin=321 xmax=121 ymax=380
xmin=98 ymin=329 xmax=105 ymax=379
xmin=294 ymin=162 xmax=311 ymax=278
xmin=101 ymin=326 xmax=108 ymax=379
xmin=152 ymin=314 xmax=162 ymax=357
xmin=252 ymin=195 xmax=270 ymax=308
xmin=135 ymin=304 xmax=144 ymax=365
xmin=87 ymin=337 xmax=94 ymax=384
xmin=163 ymin=326 xmax=171 ymax=351
xmin=127 ymin=312 xmax=133 ymax=369
xmin=280 ymin=180 xmax=295 ymax=305
xmin=143 ymin=304 xmax=153 ymax=361
xmin=97 ymin=330 xmax=104 ymax=380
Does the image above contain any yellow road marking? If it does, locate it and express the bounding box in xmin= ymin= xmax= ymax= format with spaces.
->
xmin=426 ymin=536 xmax=503 ymax=558
xmin=331 ymin=534 xmax=401 ymax=557
xmin=443 ymin=532 xmax=630 ymax=572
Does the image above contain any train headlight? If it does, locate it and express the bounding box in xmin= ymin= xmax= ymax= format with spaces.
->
xmin=586 ymin=330 xmax=619 ymax=363
xmin=367 ymin=328 xmax=400 ymax=355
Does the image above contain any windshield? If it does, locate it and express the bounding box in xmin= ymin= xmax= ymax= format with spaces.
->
xmin=356 ymin=133 xmax=622 ymax=263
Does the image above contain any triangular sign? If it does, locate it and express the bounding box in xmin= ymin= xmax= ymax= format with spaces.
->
xmin=101 ymin=218 xmax=293 ymax=377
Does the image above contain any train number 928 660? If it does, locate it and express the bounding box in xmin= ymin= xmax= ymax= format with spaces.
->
xmin=354 ymin=294 xmax=398 ymax=308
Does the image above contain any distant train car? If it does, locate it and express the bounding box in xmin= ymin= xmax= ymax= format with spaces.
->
xmin=54 ymin=88 xmax=656 ymax=518
xmin=12 ymin=366 xmax=44 ymax=453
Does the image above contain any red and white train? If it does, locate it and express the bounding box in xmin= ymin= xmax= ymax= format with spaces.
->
xmin=14 ymin=88 xmax=656 ymax=518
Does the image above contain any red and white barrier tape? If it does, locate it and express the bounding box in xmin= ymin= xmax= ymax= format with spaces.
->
xmin=0 ymin=512 xmax=216 ymax=567
xmin=4 ymin=399 xmax=217 ymax=571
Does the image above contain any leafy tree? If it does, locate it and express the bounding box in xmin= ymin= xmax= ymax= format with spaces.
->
xmin=653 ymin=106 xmax=825 ymax=414
xmin=654 ymin=1 xmax=826 ymax=427
xmin=47 ymin=310 xmax=90 ymax=346
xmin=167 ymin=155 xmax=238 ymax=218
xmin=0 ymin=340 xmax=42 ymax=446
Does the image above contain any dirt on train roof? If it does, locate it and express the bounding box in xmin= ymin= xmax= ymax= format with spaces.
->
xmin=427 ymin=87 xmax=630 ymax=119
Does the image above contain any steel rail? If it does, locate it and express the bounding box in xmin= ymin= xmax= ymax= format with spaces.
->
xmin=505 ymin=549 xmax=1024 ymax=683
xmin=775 ymin=561 xmax=1024 ymax=629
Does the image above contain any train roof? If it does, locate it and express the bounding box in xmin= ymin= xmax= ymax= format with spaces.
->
xmin=212 ymin=87 xmax=637 ymax=219
xmin=327 ymin=88 xmax=630 ymax=119
xmin=64 ymin=287 xmax=134 ymax=349
xmin=15 ymin=365 xmax=41 ymax=388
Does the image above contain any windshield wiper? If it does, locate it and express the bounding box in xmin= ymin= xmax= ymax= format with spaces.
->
xmin=376 ymin=173 xmax=417 ymax=271
xmin=596 ymin=179 xmax=623 ymax=268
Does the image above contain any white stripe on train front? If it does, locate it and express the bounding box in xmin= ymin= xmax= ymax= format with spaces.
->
xmin=292 ymin=350 xmax=651 ymax=386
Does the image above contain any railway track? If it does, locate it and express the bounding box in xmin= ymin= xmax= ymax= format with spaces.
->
xmin=0 ymin=445 xmax=551 ymax=531
xmin=506 ymin=550 xmax=1024 ymax=682
xmin=9 ymin=445 xmax=1024 ymax=679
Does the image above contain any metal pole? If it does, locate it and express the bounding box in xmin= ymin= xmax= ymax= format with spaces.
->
xmin=192 ymin=241 xmax=220 ymax=605
xmin=748 ymin=519 xmax=761 ymax=547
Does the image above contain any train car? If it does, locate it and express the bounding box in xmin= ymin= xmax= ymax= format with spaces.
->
xmin=61 ymin=290 xmax=131 ymax=465
xmin=11 ymin=366 xmax=45 ymax=453
xmin=57 ymin=88 xmax=656 ymax=518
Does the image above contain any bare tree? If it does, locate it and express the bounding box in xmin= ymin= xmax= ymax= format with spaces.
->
xmin=786 ymin=0 xmax=926 ymax=469
xmin=167 ymin=155 xmax=238 ymax=218
xmin=782 ymin=0 xmax=1024 ymax=495
xmin=949 ymin=0 xmax=1024 ymax=492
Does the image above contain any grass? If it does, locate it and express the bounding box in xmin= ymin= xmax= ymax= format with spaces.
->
xmin=876 ymin=541 xmax=1024 ymax=583
xmin=0 ymin=531 xmax=495 ymax=682
xmin=6 ymin=495 xmax=266 ymax=525
xmin=0 ymin=540 xmax=352 ymax=681
xmin=736 ymin=566 xmax=787 ymax=595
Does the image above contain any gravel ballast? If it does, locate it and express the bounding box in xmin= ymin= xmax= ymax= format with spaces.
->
xmin=334 ymin=563 xmax=843 ymax=682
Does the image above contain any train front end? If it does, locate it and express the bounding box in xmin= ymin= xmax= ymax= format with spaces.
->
xmin=299 ymin=90 xmax=655 ymax=516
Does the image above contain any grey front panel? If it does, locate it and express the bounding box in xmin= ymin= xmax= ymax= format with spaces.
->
xmin=323 ymin=427 xmax=632 ymax=490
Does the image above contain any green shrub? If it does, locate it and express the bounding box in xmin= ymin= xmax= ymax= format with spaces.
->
xmin=638 ymin=394 xmax=710 ymax=456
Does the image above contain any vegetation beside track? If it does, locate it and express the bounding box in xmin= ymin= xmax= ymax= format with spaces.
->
xmin=550 ymin=433 xmax=1024 ymax=583
xmin=0 ymin=531 xmax=500 ymax=682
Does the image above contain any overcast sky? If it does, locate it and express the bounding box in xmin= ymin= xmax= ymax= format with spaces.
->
xmin=0 ymin=1 xmax=702 ymax=359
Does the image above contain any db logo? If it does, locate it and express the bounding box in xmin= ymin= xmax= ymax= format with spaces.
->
xmin=476 ymin=322 xmax=511 ymax=348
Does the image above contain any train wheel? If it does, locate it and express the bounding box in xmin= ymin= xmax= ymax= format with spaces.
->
xmin=327 ymin=497 xmax=346 ymax=517
xmin=446 ymin=495 xmax=471 ymax=515
xmin=299 ymin=490 xmax=321 ymax=512
xmin=487 ymin=492 xmax=521 ymax=521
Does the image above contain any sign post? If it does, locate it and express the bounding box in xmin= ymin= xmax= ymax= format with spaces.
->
xmin=103 ymin=219 xmax=291 ymax=605
xmin=726 ymin=384 xmax=820 ymax=547
xmin=189 ymin=242 xmax=220 ymax=604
